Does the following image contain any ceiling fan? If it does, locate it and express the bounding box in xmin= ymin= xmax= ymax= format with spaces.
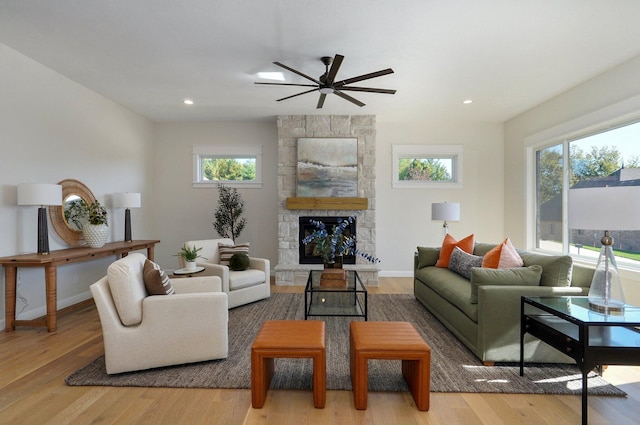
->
xmin=255 ymin=54 xmax=396 ymax=108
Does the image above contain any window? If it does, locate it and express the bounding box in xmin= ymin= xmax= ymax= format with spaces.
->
xmin=392 ymin=145 xmax=463 ymax=189
xmin=530 ymin=120 xmax=640 ymax=267
xmin=192 ymin=146 xmax=262 ymax=188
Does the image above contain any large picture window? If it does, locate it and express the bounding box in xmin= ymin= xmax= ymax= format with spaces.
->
xmin=192 ymin=146 xmax=262 ymax=188
xmin=532 ymin=120 xmax=640 ymax=267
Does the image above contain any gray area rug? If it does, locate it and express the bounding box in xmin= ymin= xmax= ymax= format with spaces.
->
xmin=66 ymin=293 xmax=625 ymax=396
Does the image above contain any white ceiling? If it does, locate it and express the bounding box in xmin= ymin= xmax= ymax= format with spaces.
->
xmin=2 ymin=0 xmax=640 ymax=123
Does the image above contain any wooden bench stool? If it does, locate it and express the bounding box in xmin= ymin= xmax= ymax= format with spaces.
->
xmin=350 ymin=321 xmax=431 ymax=411
xmin=251 ymin=320 xmax=326 ymax=408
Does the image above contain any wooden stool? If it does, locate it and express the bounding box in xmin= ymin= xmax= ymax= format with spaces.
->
xmin=251 ymin=320 xmax=326 ymax=408
xmin=350 ymin=321 xmax=431 ymax=411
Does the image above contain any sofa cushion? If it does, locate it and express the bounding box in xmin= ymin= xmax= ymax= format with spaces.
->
xmin=143 ymin=259 xmax=175 ymax=295
xmin=107 ymin=253 xmax=148 ymax=326
xmin=482 ymin=238 xmax=524 ymax=269
xmin=415 ymin=267 xmax=478 ymax=322
xmin=469 ymin=265 xmax=543 ymax=303
xmin=218 ymin=243 xmax=250 ymax=266
xmin=228 ymin=269 xmax=266 ymax=290
xmin=417 ymin=246 xmax=440 ymax=269
xmin=448 ymin=247 xmax=483 ymax=279
xmin=435 ymin=233 xmax=475 ymax=268
xmin=518 ymin=251 xmax=573 ymax=287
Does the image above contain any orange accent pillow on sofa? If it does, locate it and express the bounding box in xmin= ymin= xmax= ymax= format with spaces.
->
xmin=435 ymin=233 xmax=475 ymax=268
xmin=481 ymin=237 xmax=524 ymax=268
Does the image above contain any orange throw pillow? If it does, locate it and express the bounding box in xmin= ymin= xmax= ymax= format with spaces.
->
xmin=435 ymin=233 xmax=475 ymax=268
xmin=481 ymin=237 xmax=524 ymax=268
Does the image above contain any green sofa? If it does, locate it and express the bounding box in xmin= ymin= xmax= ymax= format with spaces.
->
xmin=414 ymin=243 xmax=594 ymax=364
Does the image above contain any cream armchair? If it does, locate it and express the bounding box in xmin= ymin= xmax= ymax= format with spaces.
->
xmin=184 ymin=238 xmax=270 ymax=309
xmin=90 ymin=253 xmax=228 ymax=374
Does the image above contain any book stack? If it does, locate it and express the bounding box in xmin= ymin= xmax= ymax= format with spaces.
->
xmin=320 ymin=268 xmax=347 ymax=288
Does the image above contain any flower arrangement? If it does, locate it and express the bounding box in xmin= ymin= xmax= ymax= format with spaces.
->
xmin=302 ymin=215 xmax=380 ymax=264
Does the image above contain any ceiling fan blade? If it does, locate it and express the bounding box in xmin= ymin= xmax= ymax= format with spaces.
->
xmin=324 ymin=54 xmax=344 ymax=85
xmin=276 ymin=87 xmax=319 ymax=102
xmin=338 ymin=86 xmax=396 ymax=94
xmin=333 ymin=89 xmax=365 ymax=107
xmin=274 ymin=61 xmax=321 ymax=85
xmin=316 ymin=93 xmax=327 ymax=109
xmin=334 ymin=68 xmax=394 ymax=87
xmin=255 ymin=82 xmax=317 ymax=88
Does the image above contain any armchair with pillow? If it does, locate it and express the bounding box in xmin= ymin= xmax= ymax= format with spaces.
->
xmin=90 ymin=253 xmax=229 ymax=375
xmin=414 ymin=235 xmax=595 ymax=364
xmin=184 ymin=238 xmax=270 ymax=309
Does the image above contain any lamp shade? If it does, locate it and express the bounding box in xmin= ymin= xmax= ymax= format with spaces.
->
xmin=17 ymin=183 xmax=62 ymax=206
xmin=568 ymin=186 xmax=640 ymax=231
xmin=431 ymin=202 xmax=460 ymax=222
xmin=112 ymin=192 xmax=141 ymax=209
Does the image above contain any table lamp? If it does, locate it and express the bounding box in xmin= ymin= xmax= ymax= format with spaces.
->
xmin=17 ymin=183 xmax=62 ymax=254
xmin=569 ymin=185 xmax=640 ymax=314
xmin=112 ymin=192 xmax=141 ymax=242
xmin=431 ymin=202 xmax=460 ymax=236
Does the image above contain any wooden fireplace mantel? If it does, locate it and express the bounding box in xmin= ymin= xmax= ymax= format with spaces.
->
xmin=285 ymin=197 xmax=368 ymax=210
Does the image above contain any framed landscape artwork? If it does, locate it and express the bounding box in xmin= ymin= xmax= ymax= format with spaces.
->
xmin=297 ymin=138 xmax=358 ymax=197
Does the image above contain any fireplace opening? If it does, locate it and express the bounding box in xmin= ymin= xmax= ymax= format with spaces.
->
xmin=299 ymin=216 xmax=356 ymax=264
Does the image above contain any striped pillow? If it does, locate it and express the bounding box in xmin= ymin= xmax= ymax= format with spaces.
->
xmin=143 ymin=259 xmax=175 ymax=295
xmin=218 ymin=243 xmax=250 ymax=266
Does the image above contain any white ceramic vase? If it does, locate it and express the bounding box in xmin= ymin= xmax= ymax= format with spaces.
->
xmin=185 ymin=261 xmax=197 ymax=271
xmin=83 ymin=223 xmax=109 ymax=248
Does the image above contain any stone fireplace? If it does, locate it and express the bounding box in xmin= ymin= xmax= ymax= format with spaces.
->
xmin=275 ymin=115 xmax=378 ymax=286
xmin=298 ymin=216 xmax=357 ymax=265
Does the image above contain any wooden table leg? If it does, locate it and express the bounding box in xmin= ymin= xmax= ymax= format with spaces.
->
xmin=147 ymin=245 xmax=155 ymax=261
xmin=4 ymin=266 xmax=17 ymax=332
xmin=44 ymin=265 xmax=57 ymax=332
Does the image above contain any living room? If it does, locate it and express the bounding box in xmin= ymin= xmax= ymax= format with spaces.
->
xmin=2 ymin=2 xmax=640 ymax=424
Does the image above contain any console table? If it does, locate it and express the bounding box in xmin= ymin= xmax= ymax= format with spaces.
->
xmin=1 ymin=240 xmax=160 ymax=332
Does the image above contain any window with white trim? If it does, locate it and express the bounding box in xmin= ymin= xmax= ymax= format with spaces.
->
xmin=192 ymin=146 xmax=263 ymax=189
xmin=529 ymin=119 xmax=640 ymax=268
xmin=392 ymin=145 xmax=463 ymax=189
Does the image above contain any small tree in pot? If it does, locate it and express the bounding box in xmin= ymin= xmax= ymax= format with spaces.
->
xmin=213 ymin=184 xmax=246 ymax=243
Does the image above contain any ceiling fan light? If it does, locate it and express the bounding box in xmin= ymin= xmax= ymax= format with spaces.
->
xmin=319 ymin=87 xmax=333 ymax=94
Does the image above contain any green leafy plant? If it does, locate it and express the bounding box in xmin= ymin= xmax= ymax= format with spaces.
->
xmin=64 ymin=198 xmax=107 ymax=228
xmin=213 ymin=184 xmax=246 ymax=243
xmin=86 ymin=200 xmax=108 ymax=226
xmin=175 ymin=245 xmax=204 ymax=262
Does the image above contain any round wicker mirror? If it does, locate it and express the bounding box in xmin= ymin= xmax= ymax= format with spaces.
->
xmin=49 ymin=179 xmax=96 ymax=246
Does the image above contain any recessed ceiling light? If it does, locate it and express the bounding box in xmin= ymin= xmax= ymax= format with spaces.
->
xmin=462 ymin=99 xmax=473 ymax=104
xmin=257 ymin=71 xmax=285 ymax=81
xmin=183 ymin=99 xmax=194 ymax=105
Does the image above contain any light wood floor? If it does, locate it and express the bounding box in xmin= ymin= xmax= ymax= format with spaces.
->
xmin=1 ymin=277 xmax=639 ymax=425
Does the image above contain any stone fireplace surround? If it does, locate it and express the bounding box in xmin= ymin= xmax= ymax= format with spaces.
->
xmin=275 ymin=115 xmax=379 ymax=286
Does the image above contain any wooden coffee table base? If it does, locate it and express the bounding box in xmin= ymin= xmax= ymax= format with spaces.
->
xmin=350 ymin=321 xmax=431 ymax=411
xmin=251 ymin=320 xmax=326 ymax=408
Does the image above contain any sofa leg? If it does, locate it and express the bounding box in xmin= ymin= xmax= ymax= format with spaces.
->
xmin=483 ymin=361 xmax=495 ymax=366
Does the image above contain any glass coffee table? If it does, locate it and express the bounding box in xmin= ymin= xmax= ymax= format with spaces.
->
xmin=520 ymin=296 xmax=640 ymax=425
xmin=305 ymin=269 xmax=367 ymax=320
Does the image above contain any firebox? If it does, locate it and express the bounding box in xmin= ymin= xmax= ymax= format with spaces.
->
xmin=299 ymin=216 xmax=356 ymax=264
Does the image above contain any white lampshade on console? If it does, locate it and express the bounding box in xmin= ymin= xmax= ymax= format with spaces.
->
xmin=569 ymin=186 xmax=640 ymax=314
xmin=17 ymin=183 xmax=63 ymax=254
xmin=112 ymin=192 xmax=141 ymax=242
xmin=431 ymin=202 xmax=460 ymax=235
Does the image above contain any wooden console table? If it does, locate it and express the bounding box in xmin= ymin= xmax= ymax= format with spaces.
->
xmin=1 ymin=240 xmax=160 ymax=332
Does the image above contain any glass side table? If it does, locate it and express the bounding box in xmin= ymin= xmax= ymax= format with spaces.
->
xmin=304 ymin=269 xmax=367 ymax=320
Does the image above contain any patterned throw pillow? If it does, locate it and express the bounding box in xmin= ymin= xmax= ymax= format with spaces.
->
xmin=218 ymin=243 xmax=250 ymax=266
xmin=143 ymin=259 xmax=175 ymax=295
xmin=448 ymin=246 xmax=483 ymax=280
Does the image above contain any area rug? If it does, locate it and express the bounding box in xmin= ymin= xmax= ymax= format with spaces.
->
xmin=66 ymin=293 xmax=625 ymax=396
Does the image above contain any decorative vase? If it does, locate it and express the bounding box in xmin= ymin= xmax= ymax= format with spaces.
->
xmin=83 ymin=223 xmax=109 ymax=248
xmin=323 ymin=255 xmax=343 ymax=270
xmin=185 ymin=261 xmax=197 ymax=271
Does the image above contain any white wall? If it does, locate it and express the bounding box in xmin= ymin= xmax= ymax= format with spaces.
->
xmin=376 ymin=120 xmax=505 ymax=275
xmin=0 ymin=44 xmax=154 ymax=328
xmin=151 ymin=122 xmax=279 ymax=269
xmin=504 ymin=54 xmax=640 ymax=304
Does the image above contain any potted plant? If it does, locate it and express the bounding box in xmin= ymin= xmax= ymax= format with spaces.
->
xmin=213 ymin=184 xmax=246 ymax=243
xmin=176 ymin=245 xmax=204 ymax=271
xmin=82 ymin=200 xmax=109 ymax=248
